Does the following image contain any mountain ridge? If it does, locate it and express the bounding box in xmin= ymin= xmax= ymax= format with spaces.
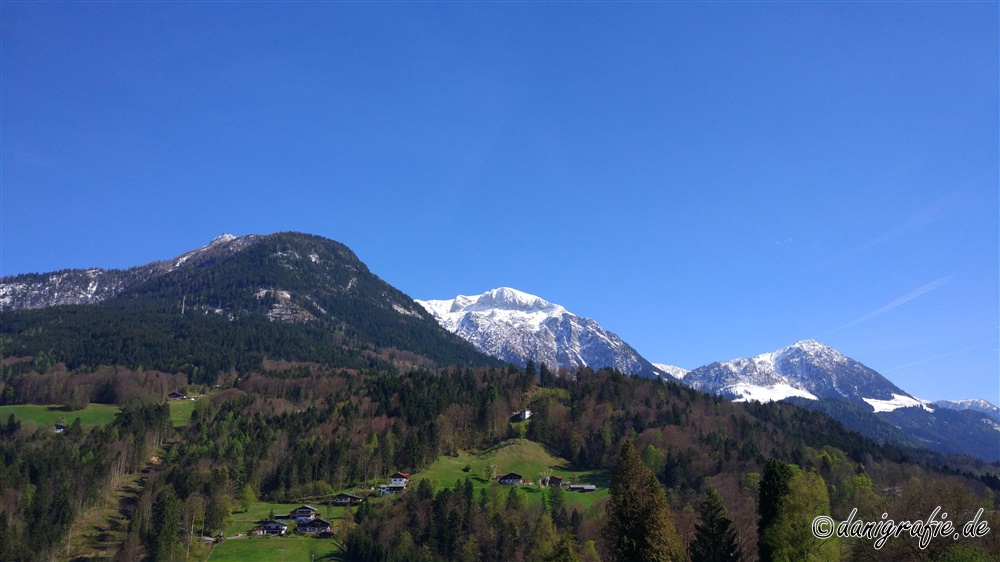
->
xmin=0 ymin=232 xmax=496 ymax=375
xmin=682 ymin=339 xmax=919 ymax=408
xmin=0 ymin=233 xmax=262 ymax=311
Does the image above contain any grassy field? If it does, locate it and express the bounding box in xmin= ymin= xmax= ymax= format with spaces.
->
xmin=0 ymin=403 xmax=120 ymax=430
xmin=0 ymin=399 xmax=201 ymax=431
xmin=169 ymin=397 xmax=199 ymax=428
xmin=416 ymin=439 xmax=609 ymax=510
xmin=208 ymin=534 xmax=339 ymax=562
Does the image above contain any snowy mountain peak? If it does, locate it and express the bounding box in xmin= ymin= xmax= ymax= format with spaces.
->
xmin=684 ymin=340 xmax=909 ymax=407
xmin=788 ymin=339 xmax=832 ymax=353
xmin=210 ymin=233 xmax=238 ymax=246
xmin=469 ymin=287 xmax=564 ymax=314
xmin=415 ymin=288 xmax=661 ymax=378
xmin=934 ymin=399 xmax=1000 ymax=422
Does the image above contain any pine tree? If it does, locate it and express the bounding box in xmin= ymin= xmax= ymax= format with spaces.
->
xmin=690 ymin=487 xmax=742 ymax=562
xmin=548 ymin=485 xmax=568 ymax=529
xmin=758 ymin=457 xmax=793 ymax=562
xmin=603 ymin=440 xmax=684 ymax=562
xmin=148 ymin=485 xmax=182 ymax=562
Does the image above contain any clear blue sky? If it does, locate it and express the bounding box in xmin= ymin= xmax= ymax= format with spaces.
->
xmin=2 ymin=2 xmax=997 ymax=404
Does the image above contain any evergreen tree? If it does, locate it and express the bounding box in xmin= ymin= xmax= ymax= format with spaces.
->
xmin=505 ymin=486 xmax=523 ymax=512
xmin=546 ymin=534 xmax=581 ymax=562
xmin=690 ymin=487 xmax=742 ymax=562
xmin=603 ymin=440 xmax=684 ymax=562
xmin=758 ymin=457 xmax=793 ymax=562
xmin=148 ymin=485 xmax=182 ymax=562
xmin=548 ymin=484 xmax=568 ymax=529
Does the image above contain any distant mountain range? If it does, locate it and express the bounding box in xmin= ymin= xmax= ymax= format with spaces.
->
xmin=2 ymin=235 xmax=996 ymax=461
xmin=418 ymin=287 xmax=999 ymax=461
xmin=683 ymin=339 xmax=921 ymax=409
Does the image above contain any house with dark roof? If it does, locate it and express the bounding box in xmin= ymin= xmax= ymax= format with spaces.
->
xmin=250 ymin=520 xmax=288 ymax=536
xmin=379 ymin=485 xmax=406 ymax=495
xmin=292 ymin=505 xmax=318 ymax=522
xmin=334 ymin=493 xmax=362 ymax=505
xmin=498 ymin=472 xmax=523 ymax=485
xmin=298 ymin=518 xmax=331 ymax=534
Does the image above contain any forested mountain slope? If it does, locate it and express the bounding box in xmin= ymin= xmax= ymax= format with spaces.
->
xmin=0 ymin=232 xmax=496 ymax=378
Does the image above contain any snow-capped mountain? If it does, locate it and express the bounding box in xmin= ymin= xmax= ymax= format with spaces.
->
xmin=934 ymin=399 xmax=1000 ymax=422
xmin=680 ymin=340 xmax=999 ymax=460
xmin=653 ymin=363 xmax=689 ymax=380
xmin=416 ymin=287 xmax=667 ymax=379
xmin=682 ymin=339 xmax=922 ymax=409
xmin=0 ymin=234 xmax=260 ymax=311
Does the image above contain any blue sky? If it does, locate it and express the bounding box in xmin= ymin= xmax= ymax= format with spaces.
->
xmin=2 ymin=2 xmax=997 ymax=403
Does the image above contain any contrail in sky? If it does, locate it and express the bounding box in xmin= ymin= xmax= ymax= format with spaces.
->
xmin=881 ymin=340 xmax=997 ymax=373
xmin=829 ymin=275 xmax=954 ymax=333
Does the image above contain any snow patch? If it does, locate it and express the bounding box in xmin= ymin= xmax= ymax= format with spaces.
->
xmin=211 ymin=233 xmax=237 ymax=245
xmin=863 ymin=393 xmax=929 ymax=413
xmin=728 ymin=382 xmax=818 ymax=403
xmin=653 ymin=363 xmax=689 ymax=379
xmin=392 ymin=303 xmax=422 ymax=318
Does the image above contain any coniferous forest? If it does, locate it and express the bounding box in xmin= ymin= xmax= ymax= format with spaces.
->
xmin=1 ymin=357 xmax=998 ymax=561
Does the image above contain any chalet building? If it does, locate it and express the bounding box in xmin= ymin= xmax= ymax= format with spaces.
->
xmin=379 ymin=471 xmax=411 ymax=495
xmin=498 ymin=472 xmax=523 ymax=485
xmin=549 ymin=476 xmax=563 ymax=487
xmin=167 ymin=391 xmax=188 ymax=400
xmin=250 ymin=520 xmax=288 ymax=536
xmin=334 ymin=493 xmax=362 ymax=505
xmin=292 ymin=505 xmax=318 ymax=522
xmin=298 ymin=518 xmax=332 ymax=534
xmin=567 ymin=484 xmax=596 ymax=493
xmin=379 ymin=485 xmax=406 ymax=495
xmin=517 ymin=409 xmax=532 ymax=421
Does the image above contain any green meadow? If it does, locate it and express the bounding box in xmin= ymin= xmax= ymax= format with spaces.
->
xmin=0 ymin=403 xmax=120 ymax=430
xmin=207 ymin=534 xmax=339 ymax=562
xmin=223 ymin=501 xmax=356 ymax=538
xmin=169 ymin=397 xmax=200 ymax=428
xmin=0 ymin=398 xmax=201 ymax=431
xmin=416 ymin=439 xmax=609 ymax=510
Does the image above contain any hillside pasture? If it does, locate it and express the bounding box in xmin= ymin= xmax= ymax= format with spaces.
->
xmin=417 ymin=439 xmax=609 ymax=510
xmin=0 ymin=403 xmax=120 ymax=430
xmin=208 ymin=534 xmax=339 ymax=562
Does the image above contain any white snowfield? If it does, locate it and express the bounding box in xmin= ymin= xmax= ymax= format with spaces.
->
xmin=863 ymin=393 xmax=932 ymax=413
xmin=728 ymin=382 xmax=819 ymax=403
xmin=653 ymin=363 xmax=689 ymax=380
xmin=419 ymin=287 xmax=567 ymax=332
